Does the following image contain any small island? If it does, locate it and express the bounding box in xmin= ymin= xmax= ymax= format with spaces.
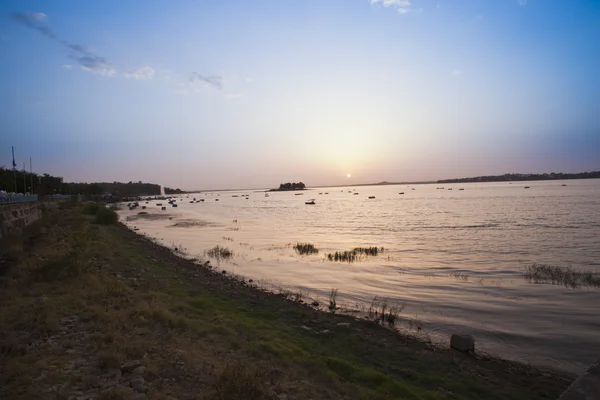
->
xmin=270 ymin=182 xmax=306 ymax=191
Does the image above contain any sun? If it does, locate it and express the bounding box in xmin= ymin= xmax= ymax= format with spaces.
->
xmin=347 ymin=173 xmax=352 ymax=178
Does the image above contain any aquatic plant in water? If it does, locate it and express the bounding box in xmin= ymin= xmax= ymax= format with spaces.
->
xmin=206 ymin=245 xmax=234 ymax=261
xmin=326 ymin=246 xmax=384 ymax=262
xmin=293 ymin=243 xmax=319 ymax=255
xmin=523 ymin=263 xmax=600 ymax=289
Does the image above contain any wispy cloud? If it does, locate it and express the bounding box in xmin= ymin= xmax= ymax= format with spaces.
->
xmin=12 ymin=12 xmax=56 ymax=38
xmin=11 ymin=11 xmax=116 ymax=77
xmin=124 ymin=66 xmax=155 ymax=80
xmin=518 ymin=0 xmax=527 ymax=5
xmin=370 ymin=0 xmax=412 ymax=14
xmin=74 ymin=55 xmax=115 ymax=76
xmin=189 ymin=72 xmax=223 ymax=90
xmin=62 ymin=64 xmax=72 ymax=69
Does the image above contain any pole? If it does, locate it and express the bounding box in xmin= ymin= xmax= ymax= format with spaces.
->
xmin=30 ymin=157 xmax=33 ymax=193
xmin=23 ymin=162 xmax=27 ymax=193
xmin=12 ymin=146 xmax=17 ymax=193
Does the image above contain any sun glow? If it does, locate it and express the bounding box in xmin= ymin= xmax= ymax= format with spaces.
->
xmin=347 ymin=173 xmax=351 ymax=178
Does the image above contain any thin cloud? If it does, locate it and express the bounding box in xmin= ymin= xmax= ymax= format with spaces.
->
xmin=62 ymin=64 xmax=72 ymax=69
xmin=11 ymin=12 xmax=56 ymax=39
xmin=73 ymin=55 xmax=115 ymax=76
xmin=518 ymin=0 xmax=527 ymax=5
xmin=124 ymin=66 xmax=155 ymax=80
xmin=370 ymin=0 xmax=411 ymax=14
xmin=11 ymin=11 xmax=116 ymax=77
xmin=189 ymin=72 xmax=223 ymax=90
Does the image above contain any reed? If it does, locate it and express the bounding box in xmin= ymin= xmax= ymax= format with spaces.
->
xmin=328 ymin=288 xmax=338 ymax=312
xmin=293 ymin=243 xmax=319 ymax=255
xmin=206 ymin=245 xmax=234 ymax=261
xmin=326 ymin=246 xmax=384 ymax=262
xmin=353 ymin=246 xmax=384 ymax=256
xmin=523 ymin=263 xmax=600 ymax=289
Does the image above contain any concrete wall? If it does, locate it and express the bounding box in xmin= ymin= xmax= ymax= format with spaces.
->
xmin=559 ymin=359 xmax=600 ymax=400
xmin=0 ymin=202 xmax=41 ymax=239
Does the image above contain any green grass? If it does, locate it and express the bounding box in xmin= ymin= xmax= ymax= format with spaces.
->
xmin=0 ymin=207 xmax=574 ymax=400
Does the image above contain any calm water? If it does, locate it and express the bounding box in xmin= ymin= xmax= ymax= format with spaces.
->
xmin=120 ymin=179 xmax=600 ymax=374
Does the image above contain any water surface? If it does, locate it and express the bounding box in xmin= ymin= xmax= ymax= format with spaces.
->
xmin=120 ymin=179 xmax=600 ymax=374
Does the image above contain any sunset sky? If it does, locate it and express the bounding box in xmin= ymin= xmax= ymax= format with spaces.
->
xmin=1 ymin=0 xmax=599 ymax=190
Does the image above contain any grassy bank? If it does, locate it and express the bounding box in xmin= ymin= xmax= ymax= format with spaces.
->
xmin=0 ymin=204 xmax=574 ymax=399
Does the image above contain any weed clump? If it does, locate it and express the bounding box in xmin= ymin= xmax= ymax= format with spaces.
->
xmin=524 ymin=263 xmax=600 ymax=289
xmin=368 ymin=296 xmax=406 ymax=326
xmin=206 ymin=245 xmax=234 ymax=261
xmin=326 ymin=246 xmax=384 ymax=262
xmin=353 ymin=247 xmax=384 ymax=256
xmin=210 ymin=363 xmax=277 ymax=400
xmin=293 ymin=243 xmax=319 ymax=255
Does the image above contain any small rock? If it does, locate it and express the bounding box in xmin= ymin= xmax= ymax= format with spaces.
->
xmin=129 ymin=377 xmax=145 ymax=387
xmin=120 ymin=360 xmax=142 ymax=374
xmin=311 ymin=301 xmax=319 ymax=307
xmin=279 ymin=395 xmax=288 ymax=400
xmin=300 ymin=326 xmax=312 ymax=331
xmin=337 ymin=322 xmax=350 ymax=328
xmin=131 ymin=366 xmax=145 ymax=376
xmin=100 ymin=380 xmax=118 ymax=391
xmin=450 ymin=334 xmax=475 ymax=353
xmin=130 ymin=394 xmax=147 ymax=400
xmin=131 ymin=383 xmax=146 ymax=393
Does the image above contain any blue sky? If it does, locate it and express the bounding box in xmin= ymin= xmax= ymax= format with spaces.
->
xmin=1 ymin=0 xmax=599 ymax=189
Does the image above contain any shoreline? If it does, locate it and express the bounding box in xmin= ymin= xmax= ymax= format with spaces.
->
xmin=121 ymin=212 xmax=576 ymax=380
xmin=0 ymin=205 xmax=576 ymax=399
xmin=119 ymin=192 xmax=599 ymax=376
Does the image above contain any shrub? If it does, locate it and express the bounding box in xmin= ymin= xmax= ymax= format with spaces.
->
xmin=82 ymin=202 xmax=102 ymax=215
xmin=293 ymin=243 xmax=318 ymax=255
xmin=94 ymin=207 xmax=119 ymax=225
xmin=34 ymin=251 xmax=82 ymax=282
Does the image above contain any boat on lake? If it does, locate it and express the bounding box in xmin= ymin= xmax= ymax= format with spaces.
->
xmin=305 ymin=199 xmax=315 ymax=205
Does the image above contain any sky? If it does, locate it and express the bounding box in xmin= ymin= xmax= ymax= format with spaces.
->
xmin=1 ymin=0 xmax=599 ymax=190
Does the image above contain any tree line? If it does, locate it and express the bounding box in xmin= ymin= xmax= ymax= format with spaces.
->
xmin=273 ymin=182 xmax=306 ymax=191
xmin=0 ymin=167 xmax=174 ymax=197
xmin=438 ymin=171 xmax=600 ymax=184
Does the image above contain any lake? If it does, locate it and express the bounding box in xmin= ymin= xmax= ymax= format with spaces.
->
xmin=119 ymin=179 xmax=600 ymax=374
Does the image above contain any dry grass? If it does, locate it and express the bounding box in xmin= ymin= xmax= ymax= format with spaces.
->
xmin=0 ymin=205 xmax=575 ymax=400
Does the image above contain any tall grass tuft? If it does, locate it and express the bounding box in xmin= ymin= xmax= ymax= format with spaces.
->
xmin=523 ymin=263 xmax=600 ymax=289
xmin=326 ymin=246 xmax=384 ymax=262
xmin=328 ymin=288 xmax=338 ymax=312
xmin=206 ymin=245 xmax=234 ymax=261
xmin=353 ymin=247 xmax=384 ymax=256
xmin=293 ymin=243 xmax=319 ymax=255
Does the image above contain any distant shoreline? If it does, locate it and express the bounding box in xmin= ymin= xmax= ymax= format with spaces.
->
xmin=437 ymin=171 xmax=600 ymax=184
